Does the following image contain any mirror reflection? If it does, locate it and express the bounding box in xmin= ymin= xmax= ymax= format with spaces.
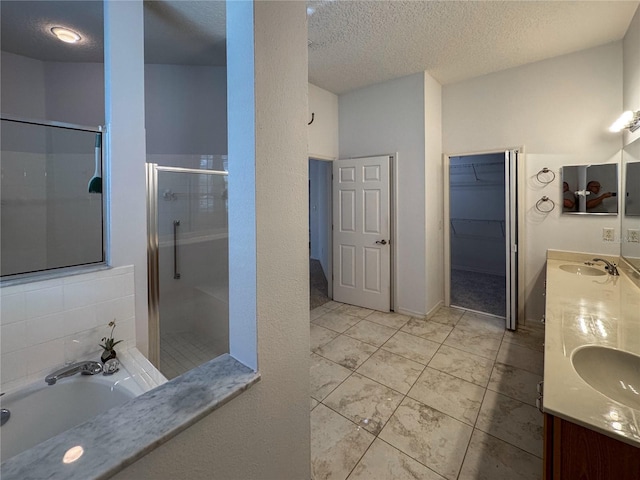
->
xmin=562 ymin=163 xmax=618 ymax=215
xmin=624 ymin=162 xmax=640 ymax=216
xmin=621 ymin=138 xmax=640 ymax=271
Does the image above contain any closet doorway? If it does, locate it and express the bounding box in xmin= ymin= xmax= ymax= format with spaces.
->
xmin=444 ymin=150 xmax=523 ymax=330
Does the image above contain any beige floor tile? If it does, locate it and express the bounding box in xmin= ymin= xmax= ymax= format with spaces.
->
xmin=311 ymin=323 xmax=340 ymax=352
xmin=322 ymin=301 xmax=343 ymax=311
xmin=457 ymin=311 xmax=506 ymax=335
xmin=379 ymin=397 xmax=473 ymax=480
xmin=366 ymin=311 xmax=411 ymax=329
xmin=476 ymin=390 xmax=543 ymax=458
xmin=357 ymin=349 xmax=424 ymax=394
xmin=336 ymin=304 xmax=374 ymax=318
xmin=382 ymin=330 xmax=440 ymax=365
xmin=488 ymin=363 xmax=542 ymax=407
xmin=323 ymin=373 xmax=404 ymax=435
xmin=313 ymin=310 xmax=362 ymax=333
xmin=443 ymin=325 xmax=502 ymax=360
xmin=344 ymin=320 xmax=397 ymax=347
xmin=310 ymin=353 xmax=352 ymax=401
xmin=311 ymin=397 xmax=319 ymax=410
xmin=408 ymin=367 xmax=485 ymax=426
xmin=429 ymin=306 xmax=465 ymax=326
xmin=316 ymin=335 xmax=378 ymax=370
xmin=311 ymin=404 xmax=375 ymax=480
xmin=428 ymin=344 xmax=494 ymax=386
xmin=400 ymin=318 xmax=453 ymax=343
xmin=503 ymin=324 xmax=545 ymax=352
xmin=458 ymin=429 xmax=542 ymax=480
xmin=311 ymin=306 xmax=331 ymax=321
xmin=495 ymin=341 xmax=544 ymax=376
xmin=347 ymin=439 xmax=446 ymax=480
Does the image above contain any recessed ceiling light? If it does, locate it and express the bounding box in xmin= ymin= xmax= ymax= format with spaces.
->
xmin=51 ymin=27 xmax=81 ymax=44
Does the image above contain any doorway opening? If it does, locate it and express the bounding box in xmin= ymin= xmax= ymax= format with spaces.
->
xmin=309 ymin=158 xmax=333 ymax=309
xmin=444 ymin=150 xmax=522 ymax=330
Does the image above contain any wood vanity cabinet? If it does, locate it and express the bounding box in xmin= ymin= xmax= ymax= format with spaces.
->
xmin=543 ymin=413 xmax=640 ymax=479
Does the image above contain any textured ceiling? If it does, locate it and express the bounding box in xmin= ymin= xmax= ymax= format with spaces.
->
xmin=1 ymin=1 xmax=638 ymax=95
xmin=308 ymin=0 xmax=639 ymax=93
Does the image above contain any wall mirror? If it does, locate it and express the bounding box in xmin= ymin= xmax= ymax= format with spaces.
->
xmin=561 ymin=163 xmax=619 ymax=215
xmin=621 ymin=138 xmax=640 ymax=271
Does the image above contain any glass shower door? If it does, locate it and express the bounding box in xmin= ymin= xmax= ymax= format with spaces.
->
xmin=147 ymin=164 xmax=229 ymax=379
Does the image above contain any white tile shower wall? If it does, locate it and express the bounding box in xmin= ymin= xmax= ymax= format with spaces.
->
xmin=0 ymin=265 xmax=136 ymax=392
xmin=146 ymin=154 xmax=227 ymax=171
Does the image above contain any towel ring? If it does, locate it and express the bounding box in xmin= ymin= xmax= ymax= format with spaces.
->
xmin=535 ymin=196 xmax=555 ymax=213
xmin=536 ymin=168 xmax=556 ymax=184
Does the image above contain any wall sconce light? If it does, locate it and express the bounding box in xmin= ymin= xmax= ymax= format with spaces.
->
xmin=609 ymin=110 xmax=640 ymax=133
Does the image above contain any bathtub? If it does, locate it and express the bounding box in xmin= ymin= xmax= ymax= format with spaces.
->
xmin=0 ymin=350 xmax=164 ymax=463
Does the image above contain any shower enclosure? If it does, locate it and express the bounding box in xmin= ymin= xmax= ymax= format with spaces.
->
xmin=146 ymin=164 xmax=229 ymax=379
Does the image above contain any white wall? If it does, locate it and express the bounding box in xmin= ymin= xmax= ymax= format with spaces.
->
xmin=309 ymin=83 xmax=339 ymax=160
xmin=44 ymin=61 xmax=105 ymax=126
xmin=424 ymin=73 xmax=443 ymax=315
xmin=0 ymin=52 xmax=46 ymax=119
xmin=145 ymin=64 xmax=227 ymax=155
xmin=113 ymin=2 xmax=310 ymax=479
xmin=443 ymin=42 xmax=623 ymax=323
xmin=340 ymin=72 xmax=428 ymax=316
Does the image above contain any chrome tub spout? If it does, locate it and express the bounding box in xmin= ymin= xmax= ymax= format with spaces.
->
xmin=45 ymin=361 xmax=103 ymax=385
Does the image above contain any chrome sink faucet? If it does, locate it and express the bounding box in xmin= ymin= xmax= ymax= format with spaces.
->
xmin=45 ymin=361 xmax=103 ymax=385
xmin=592 ymin=258 xmax=619 ymax=276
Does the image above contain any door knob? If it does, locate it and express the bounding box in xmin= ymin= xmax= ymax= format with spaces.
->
xmin=375 ymin=239 xmax=388 ymax=245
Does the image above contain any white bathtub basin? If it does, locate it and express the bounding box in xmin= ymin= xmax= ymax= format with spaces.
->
xmin=0 ymin=364 xmax=144 ymax=462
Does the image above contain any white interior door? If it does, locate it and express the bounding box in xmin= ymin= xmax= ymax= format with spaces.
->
xmin=333 ymin=156 xmax=391 ymax=312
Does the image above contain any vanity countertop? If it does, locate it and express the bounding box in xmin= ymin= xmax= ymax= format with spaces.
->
xmin=544 ymin=250 xmax=640 ymax=447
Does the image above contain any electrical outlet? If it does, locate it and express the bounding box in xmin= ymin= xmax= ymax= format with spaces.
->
xmin=602 ymin=228 xmax=615 ymax=242
xmin=629 ymin=229 xmax=640 ymax=243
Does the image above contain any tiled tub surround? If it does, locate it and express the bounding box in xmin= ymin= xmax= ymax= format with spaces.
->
xmin=1 ymin=266 xmax=136 ymax=393
xmin=310 ymin=301 xmax=546 ymax=480
xmin=544 ymin=250 xmax=640 ymax=447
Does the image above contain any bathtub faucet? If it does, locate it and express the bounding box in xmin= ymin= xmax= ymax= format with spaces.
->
xmin=45 ymin=361 xmax=103 ymax=385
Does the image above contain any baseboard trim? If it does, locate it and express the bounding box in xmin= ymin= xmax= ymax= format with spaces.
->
xmin=394 ymin=307 xmax=426 ymax=318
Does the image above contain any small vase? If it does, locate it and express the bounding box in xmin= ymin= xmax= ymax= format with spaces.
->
xmin=101 ymin=349 xmax=117 ymax=364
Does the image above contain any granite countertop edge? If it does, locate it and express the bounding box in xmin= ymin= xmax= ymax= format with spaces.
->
xmin=0 ymin=354 xmax=260 ymax=480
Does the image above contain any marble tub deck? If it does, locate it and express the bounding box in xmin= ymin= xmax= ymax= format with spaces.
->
xmin=311 ymin=302 xmax=545 ymax=480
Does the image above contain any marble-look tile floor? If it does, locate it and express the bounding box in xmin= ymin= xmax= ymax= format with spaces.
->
xmin=310 ymin=302 xmax=545 ymax=480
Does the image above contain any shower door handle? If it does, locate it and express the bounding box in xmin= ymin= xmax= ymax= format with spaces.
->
xmin=173 ymin=220 xmax=181 ymax=279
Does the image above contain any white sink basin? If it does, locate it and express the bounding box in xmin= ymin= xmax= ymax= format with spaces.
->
xmin=571 ymin=346 xmax=640 ymax=410
xmin=559 ymin=264 xmax=606 ymax=276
